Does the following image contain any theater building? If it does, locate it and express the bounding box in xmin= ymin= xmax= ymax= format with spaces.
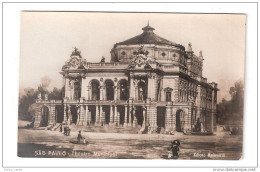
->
xmin=34 ymin=24 xmax=218 ymax=134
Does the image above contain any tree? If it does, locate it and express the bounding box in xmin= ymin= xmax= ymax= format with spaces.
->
xmin=216 ymin=80 xmax=244 ymax=125
xmin=18 ymin=88 xmax=38 ymax=120
xmin=18 ymin=76 xmax=64 ymax=121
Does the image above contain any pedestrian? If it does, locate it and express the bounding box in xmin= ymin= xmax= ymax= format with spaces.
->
xmin=77 ymin=130 xmax=83 ymax=144
xmin=64 ymin=126 xmax=67 ymax=136
xmin=60 ymin=124 xmax=63 ymax=132
xmin=83 ymin=137 xmax=87 ymax=144
xmin=67 ymin=127 xmax=70 ymax=136
xmin=170 ymin=140 xmax=180 ymax=159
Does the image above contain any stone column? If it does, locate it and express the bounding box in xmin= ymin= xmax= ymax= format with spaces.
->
xmin=95 ymin=105 xmax=99 ymax=126
xmin=114 ymin=105 xmax=118 ymax=126
xmin=48 ymin=103 xmax=56 ymax=125
xmin=85 ymin=105 xmax=89 ymax=126
xmin=184 ymin=102 xmax=193 ymax=134
xmin=100 ymin=105 xmax=105 ymax=126
xmin=114 ymin=86 xmax=118 ymax=100
xmin=63 ymin=104 xmax=67 ymax=124
xmin=67 ymin=106 xmax=72 ymax=125
xmin=133 ymin=107 xmax=137 ymax=127
xmin=165 ymin=102 xmax=173 ymax=133
xmin=79 ymin=105 xmax=85 ymax=125
xmin=129 ymin=74 xmax=135 ymax=99
xmin=100 ymin=86 xmax=104 ymax=100
xmin=109 ymin=105 xmax=114 ymax=125
xmin=147 ymin=100 xmax=157 ymax=133
xmin=172 ymin=108 xmax=176 ymax=131
xmin=142 ymin=106 xmax=147 ymax=127
xmin=148 ymin=74 xmax=156 ymax=100
xmin=86 ymin=106 xmax=91 ymax=126
xmin=65 ymin=77 xmax=70 ymax=99
xmin=124 ymin=105 xmax=128 ymax=126
xmin=129 ymin=106 xmax=133 ymax=126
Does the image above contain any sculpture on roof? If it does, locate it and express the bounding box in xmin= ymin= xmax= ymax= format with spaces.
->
xmin=199 ymin=50 xmax=203 ymax=57
xmin=188 ymin=42 xmax=192 ymax=51
xmin=137 ymin=45 xmax=149 ymax=56
xmin=71 ymin=47 xmax=82 ymax=58
xmin=101 ymin=56 xmax=105 ymax=63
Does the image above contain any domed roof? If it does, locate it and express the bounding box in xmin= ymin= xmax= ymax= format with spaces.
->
xmin=115 ymin=24 xmax=185 ymax=49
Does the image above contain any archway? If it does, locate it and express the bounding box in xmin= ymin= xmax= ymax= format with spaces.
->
xmin=91 ymin=80 xmax=100 ymax=100
xmin=135 ymin=106 xmax=144 ymax=126
xmin=55 ymin=105 xmax=64 ymax=123
xmin=103 ymin=105 xmax=110 ymax=125
xmin=157 ymin=107 xmax=166 ymax=128
xmin=176 ymin=109 xmax=185 ymax=132
xmin=70 ymin=105 xmax=78 ymax=124
xmin=118 ymin=79 xmax=128 ymax=100
xmin=138 ymin=81 xmax=147 ymax=100
xmin=88 ymin=105 xmax=96 ymax=125
xmin=105 ymin=79 xmax=114 ymax=100
xmin=41 ymin=106 xmax=49 ymax=127
xmin=117 ymin=106 xmax=125 ymax=125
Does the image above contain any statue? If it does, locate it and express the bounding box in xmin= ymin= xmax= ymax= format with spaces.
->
xmin=139 ymin=87 xmax=144 ymax=100
xmin=71 ymin=47 xmax=82 ymax=58
xmin=101 ymin=56 xmax=105 ymax=63
xmin=188 ymin=42 xmax=192 ymax=51
xmin=44 ymin=94 xmax=48 ymax=101
xmin=68 ymin=108 xmax=72 ymax=125
xmin=77 ymin=107 xmax=80 ymax=125
xmin=38 ymin=92 xmax=41 ymax=100
xmin=199 ymin=50 xmax=203 ymax=57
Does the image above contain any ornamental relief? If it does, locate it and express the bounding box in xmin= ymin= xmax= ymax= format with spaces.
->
xmin=61 ymin=47 xmax=88 ymax=70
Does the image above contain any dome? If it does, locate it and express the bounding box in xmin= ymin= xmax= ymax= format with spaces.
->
xmin=115 ymin=24 xmax=184 ymax=50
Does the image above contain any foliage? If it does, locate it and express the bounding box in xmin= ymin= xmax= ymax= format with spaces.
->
xmin=216 ymin=80 xmax=244 ymax=125
xmin=18 ymin=76 xmax=64 ymax=121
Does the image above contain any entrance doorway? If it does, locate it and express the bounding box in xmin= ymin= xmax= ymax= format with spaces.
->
xmin=117 ymin=106 xmax=125 ymax=125
xmin=176 ymin=109 xmax=185 ymax=132
xmin=70 ymin=105 xmax=78 ymax=124
xmin=135 ymin=106 xmax=144 ymax=126
xmin=157 ymin=107 xmax=166 ymax=128
xmin=41 ymin=106 xmax=49 ymax=127
xmin=103 ymin=105 xmax=110 ymax=125
xmin=55 ymin=105 xmax=64 ymax=123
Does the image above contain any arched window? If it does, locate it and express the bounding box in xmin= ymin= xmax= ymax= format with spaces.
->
xmin=164 ymin=87 xmax=173 ymax=102
xmin=166 ymin=91 xmax=171 ymax=102
xmin=91 ymin=80 xmax=100 ymax=100
xmin=138 ymin=81 xmax=147 ymax=100
xmin=105 ymin=80 xmax=114 ymax=100
xmin=118 ymin=79 xmax=128 ymax=100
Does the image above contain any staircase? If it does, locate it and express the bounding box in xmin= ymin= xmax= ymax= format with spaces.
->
xmin=68 ymin=125 xmax=140 ymax=134
xmin=52 ymin=123 xmax=61 ymax=131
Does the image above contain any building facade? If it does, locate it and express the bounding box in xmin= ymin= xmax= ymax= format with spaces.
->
xmin=35 ymin=24 xmax=218 ymax=134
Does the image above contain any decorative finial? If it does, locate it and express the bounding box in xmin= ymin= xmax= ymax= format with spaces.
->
xmin=71 ymin=47 xmax=81 ymax=58
xmin=199 ymin=50 xmax=203 ymax=57
xmin=101 ymin=56 xmax=105 ymax=63
xmin=188 ymin=42 xmax=192 ymax=51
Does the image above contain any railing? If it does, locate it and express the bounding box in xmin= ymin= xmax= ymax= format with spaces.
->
xmin=87 ymin=62 xmax=129 ymax=69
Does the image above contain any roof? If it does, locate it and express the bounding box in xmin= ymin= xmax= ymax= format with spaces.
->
xmin=115 ymin=24 xmax=185 ymax=49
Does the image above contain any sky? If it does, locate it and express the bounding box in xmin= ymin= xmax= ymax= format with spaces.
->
xmin=19 ymin=12 xmax=246 ymax=102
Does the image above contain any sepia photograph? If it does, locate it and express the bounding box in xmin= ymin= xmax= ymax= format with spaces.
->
xmin=17 ymin=12 xmax=246 ymax=160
